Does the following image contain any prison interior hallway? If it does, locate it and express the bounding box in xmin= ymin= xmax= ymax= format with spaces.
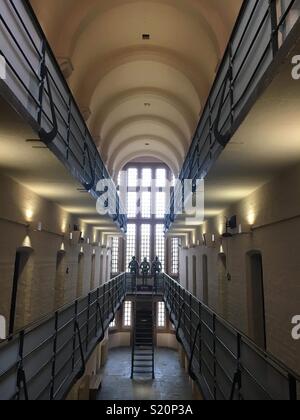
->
xmin=97 ymin=348 xmax=196 ymax=401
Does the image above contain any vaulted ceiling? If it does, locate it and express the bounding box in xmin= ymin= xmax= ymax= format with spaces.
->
xmin=30 ymin=0 xmax=242 ymax=178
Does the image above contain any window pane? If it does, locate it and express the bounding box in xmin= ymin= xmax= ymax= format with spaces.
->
xmin=111 ymin=237 xmax=119 ymax=274
xmin=124 ymin=301 xmax=132 ymax=327
xmin=171 ymin=238 xmax=179 ymax=275
xmin=156 ymin=168 xmax=166 ymax=187
xmin=156 ymin=191 xmax=166 ymax=218
xmin=128 ymin=168 xmax=138 ymax=187
xmin=157 ymin=302 xmax=166 ymax=328
xmin=155 ymin=224 xmax=165 ymax=272
xmin=126 ymin=224 xmax=136 ymax=271
xmin=142 ymin=168 xmax=152 ymax=187
xmin=127 ymin=192 xmax=137 ymax=218
xmin=110 ymin=319 xmax=116 ymax=328
xmin=141 ymin=191 xmax=151 ymax=218
xmin=141 ymin=224 xmax=151 ymax=261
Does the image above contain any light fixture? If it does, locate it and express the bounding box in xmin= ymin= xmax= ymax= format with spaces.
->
xmin=222 ymin=216 xmax=237 ymax=238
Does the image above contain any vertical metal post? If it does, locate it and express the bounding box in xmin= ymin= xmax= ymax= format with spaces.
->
xmin=86 ymin=293 xmax=91 ymax=352
xmin=288 ymin=374 xmax=298 ymax=401
xmin=212 ymin=313 xmax=217 ymax=400
xmin=269 ymin=0 xmax=279 ymax=57
xmin=37 ymin=38 xmax=46 ymax=127
xmin=50 ymin=312 xmax=58 ymax=400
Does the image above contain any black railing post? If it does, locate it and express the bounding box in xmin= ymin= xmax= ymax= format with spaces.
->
xmin=86 ymin=293 xmax=91 ymax=352
xmin=212 ymin=313 xmax=217 ymax=400
xmin=16 ymin=331 xmax=29 ymax=401
xmin=71 ymin=301 xmax=78 ymax=372
xmin=269 ymin=0 xmax=279 ymax=57
xmin=50 ymin=312 xmax=58 ymax=400
xmin=288 ymin=374 xmax=298 ymax=401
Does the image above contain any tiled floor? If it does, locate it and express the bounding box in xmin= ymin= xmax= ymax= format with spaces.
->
xmin=97 ymin=348 xmax=196 ymax=401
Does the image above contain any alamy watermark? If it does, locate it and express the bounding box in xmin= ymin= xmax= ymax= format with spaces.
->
xmin=291 ymin=316 xmax=300 ymax=341
xmin=0 ymin=55 xmax=6 ymax=80
xmin=95 ymin=175 xmax=204 ymax=223
xmin=291 ymin=55 xmax=300 ymax=80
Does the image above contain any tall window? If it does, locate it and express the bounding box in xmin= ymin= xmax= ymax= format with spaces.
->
xmin=123 ymin=301 xmax=132 ymax=327
xmin=171 ymin=238 xmax=179 ymax=275
xmin=126 ymin=224 xmax=136 ymax=271
xmin=127 ymin=192 xmax=137 ymax=218
xmin=124 ymin=164 xmax=171 ymax=269
xmin=155 ymin=224 xmax=165 ymax=272
xmin=111 ymin=237 xmax=119 ymax=274
xmin=155 ymin=191 xmax=166 ymax=219
xmin=141 ymin=224 xmax=151 ymax=261
xmin=141 ymin=191 xmax=151 ymax=218
xmin=157 ymin=302 xmax=166 ymax=328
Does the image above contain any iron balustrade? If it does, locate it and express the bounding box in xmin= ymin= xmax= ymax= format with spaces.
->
xmin=165 ymin=0 xmax=300 ymax=230
xmin=0 ymin=0 xmax=126 ymax=231
xmin=163 ymin=274 xmax=300 ymax=400
xmin=0 ymin=272 xmax=299 ymax=400
xmin=0 ymin=274 xmax=126 ymax=401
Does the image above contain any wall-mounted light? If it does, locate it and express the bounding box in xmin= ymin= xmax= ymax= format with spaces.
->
xmin=25 ymin=209 xmax=34 ymax=223
xmin=222 ymin=216 xmax=237 ymax=238
xmin=37 ymin=222 xmax=42 ymax=232
xmin=60 ymin=242 xmax=65 ymax=252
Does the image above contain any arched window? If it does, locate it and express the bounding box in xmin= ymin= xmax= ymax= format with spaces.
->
xmin=76 ymin=252 xmax=84 ymax=298
xmin=246 ymin=251 xmax=266 ymax=349
xmin=9 ymin=247 xmax=34 ymax=335
xmin=202 ymin=255 xmax=209 ymax=305
xmin=54 ymin=250 xmax=67 ymax=310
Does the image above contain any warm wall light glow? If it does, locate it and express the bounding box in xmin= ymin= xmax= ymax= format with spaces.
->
xmin=60 ymin=242 xmax=65 ymax=251
xmin=25 ymin=209 xmax=34 ymax=222
xmin=220 ymin=245 xmax=224 ymax=254
xmin=247 ymin=210 xmax=256 ymax=226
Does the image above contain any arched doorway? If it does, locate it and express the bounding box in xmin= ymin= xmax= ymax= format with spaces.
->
xmin=76 ymin=252 xmax=84 ymax=298
xmin=246 ymin=251 xmax=266 ymax=349
xmin=54 ymin=250 xmax=67 ymax=310
xmin=218 ymin=253 xmax=228 ymax=318
xmin=185 ymin=256 xmax=189 ymax=290
xmin=192 ymin=255 xmax=197 ymax=296
xmin=9 ymin=247 xmax=34 ymax=335
xmin=203 ymin=255 xmax=209 ymax=305
xmin=90 ymin=254 xmax=96 ymax=290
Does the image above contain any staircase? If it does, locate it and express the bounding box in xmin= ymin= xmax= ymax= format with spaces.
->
xmin=131 ymin=298 xmax=155 ymax=380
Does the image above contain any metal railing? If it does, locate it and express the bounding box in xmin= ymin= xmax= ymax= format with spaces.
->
xmin=163 ymin=274 xmax=300 ymax=400
xmin=0 ymin=0 xmax=126 ymax=231
xmin=0 ymin=274 xmax=126 ymax=401
xmin=165 ymin=0 xmax=300 ymax=230
xmin=1 ymin=272 xmax=299 ymax=400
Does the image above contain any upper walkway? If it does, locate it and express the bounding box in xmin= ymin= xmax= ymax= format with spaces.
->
xmin=0 ymin=0 xmax=126 ymax=232
xmin=165 ymin=0 xmax=300 ymax=230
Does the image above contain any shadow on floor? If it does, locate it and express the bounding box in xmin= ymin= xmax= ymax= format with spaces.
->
xmin=97 ymin=348 xmax=195 ymax=401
